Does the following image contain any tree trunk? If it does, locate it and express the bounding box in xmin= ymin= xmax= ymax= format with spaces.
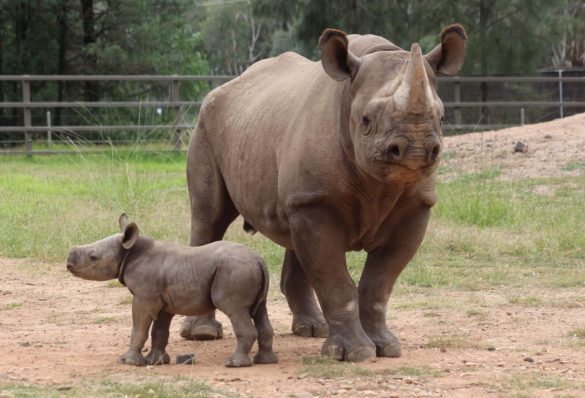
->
xmin=479 ymin=0 xmax=491 ymax=124
xmin=56 ymin=2 xmax=69 ymax=127
xmin=80 ymin=0 xmax=99 ymax=101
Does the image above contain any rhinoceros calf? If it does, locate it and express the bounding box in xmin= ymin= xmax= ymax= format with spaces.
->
xmin=182 ymin=25 xmax=467 ymax=362
xmin=66 ymin=214 xmax=277 ymax=367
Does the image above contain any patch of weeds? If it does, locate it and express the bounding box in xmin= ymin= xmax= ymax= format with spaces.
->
xmin=425 ymin=336 xmax=477 ymax=350
xmin=567 ymin=328 xmax=585 ymax=339
xmin=106 ymin=280 xmax=123 ymax=288
xmin=94 ymin=316 xmax=117 ymax=324
xmin=301 ymin=355 xmax=373 ymax=378
xmin=118 ymin=295 xmax=133 ymax=305
xmin=385 ymin=366 xmax=443 ymax=378
xmin=561 ymin=161 xmax=585 ymax=171
xmin=508 ymin=295 xmax=543 ymax=307
xmin=1 ymin=302 xmax=23 ymax=311
xmin=466 ymin=309 xmax=482 ymax=317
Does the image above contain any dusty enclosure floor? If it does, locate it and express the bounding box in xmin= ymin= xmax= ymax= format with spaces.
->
xmin=1 ymin=114 xmax=585 ymax=397
xmin=1 ymin=258 xmax=585 ymax=397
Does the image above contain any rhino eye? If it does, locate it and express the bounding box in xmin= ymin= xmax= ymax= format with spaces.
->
xmin=362 ymin=115 xmax=371 ymax=127
xmin=89 ymin=254 xmax=99 ymax=261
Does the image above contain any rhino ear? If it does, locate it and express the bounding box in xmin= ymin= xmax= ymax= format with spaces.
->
xmin=425 ymin=24 xmax=467 ymax=76
xmin=121 ymin=222 xmax=139 ymax=250
xmin=119 ymin=213 xmax=129 ymax=233
xmin=319 ymin=28 xmax=361 ymax=81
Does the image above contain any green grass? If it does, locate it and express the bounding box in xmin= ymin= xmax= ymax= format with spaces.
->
xmin=0 ymin=151 xmax=584 ymax=291
xmin=301 ymin=355 xmax=373 ymax=378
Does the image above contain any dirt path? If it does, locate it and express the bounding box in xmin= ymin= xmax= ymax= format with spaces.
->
xmin=2 ymin=258 xmax=585 ymax=397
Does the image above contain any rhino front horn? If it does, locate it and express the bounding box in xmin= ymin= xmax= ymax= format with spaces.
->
xmin=394 ymin=43 xmax=433 ymax=113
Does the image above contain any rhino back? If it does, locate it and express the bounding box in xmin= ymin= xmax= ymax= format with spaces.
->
xmin=196 ymin=52 xmax=351 ymax=247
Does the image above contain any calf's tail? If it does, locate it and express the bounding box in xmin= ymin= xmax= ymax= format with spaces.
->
xmin=250 ymin=258 xmax=269 ymax=317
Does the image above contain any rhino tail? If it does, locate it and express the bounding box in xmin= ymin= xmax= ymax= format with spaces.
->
xmin=250 ymin=258 xmax=269 ymax=318
xmin=243 ymin=220 xmax=257 ymax=235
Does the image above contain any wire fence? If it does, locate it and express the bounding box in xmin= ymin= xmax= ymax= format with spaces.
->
xmin=1 ymin=74 xmax=584 ymax=156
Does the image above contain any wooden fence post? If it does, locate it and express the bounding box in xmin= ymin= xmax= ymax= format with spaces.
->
xmin=171 ymin=78 xmax=181 ymax=152
xmin=22 ymin=76 xmax=32 ymax=157
xmin=454 ymin=80 xmax=462 ymax=127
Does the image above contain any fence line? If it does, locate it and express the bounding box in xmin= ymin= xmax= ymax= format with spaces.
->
xmin=1 ymin=74 xmax=584 ymax=156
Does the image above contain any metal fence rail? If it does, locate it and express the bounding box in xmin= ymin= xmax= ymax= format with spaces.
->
xmin=1 ymin=74 xmax=584 ymax=156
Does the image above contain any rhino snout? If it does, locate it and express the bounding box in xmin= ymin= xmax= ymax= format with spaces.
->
xmin=66 ymin=247 xmax=80 ymax=272
xmin=383 ymin=137 xmax=441 ymax=168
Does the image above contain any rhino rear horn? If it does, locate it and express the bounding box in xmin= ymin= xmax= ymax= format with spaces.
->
xmin=319 ymin=29 xmax=361 ymax=81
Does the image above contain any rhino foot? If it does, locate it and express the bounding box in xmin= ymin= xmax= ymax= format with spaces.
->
xmin=180 ymin=317 xmax=223 ymax=341
xmin=119 ymin=350 xmax=146 ymax=366
xmin=368 ymin=329 xmax=402 ymax=358
xmin=225 ymin=353 xmax=252 ymax=368
xmin=292 ymin=316 xmax=329 ymax=338
xmin=253 ymin=351 xmax=278 ymax=364
xmin=145 ymin=350 xmax=171 ymax=365
xmin=320 ymin=334 xmax=376 ymax=362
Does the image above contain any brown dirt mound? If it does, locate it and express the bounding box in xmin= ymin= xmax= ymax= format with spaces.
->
xmin=441 ymin=112 xmax=585 ymax=180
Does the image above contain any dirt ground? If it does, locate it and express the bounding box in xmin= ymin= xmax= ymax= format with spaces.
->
xmin=1 ymin=114 xmax=585 ymax=397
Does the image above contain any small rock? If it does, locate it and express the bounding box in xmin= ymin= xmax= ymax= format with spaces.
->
xmin=544 ymin=134 xmax=552 ymax=139
xmin=524 ymin=357 xmax=534 ymax=363
xmin=440 ymin=346 xmax=447 ymax=353
xmin=176 ymin=353 xmax=195 ymax=365
xmin=487 ymin=346 xmax=496 ymax=351
xmin=513 ymin=141 xmax=528 ymax=153
xmin=147 ymin=389 xmax=156 ymax=396
xmin=292 ymin=392 xmax=313 ymax=398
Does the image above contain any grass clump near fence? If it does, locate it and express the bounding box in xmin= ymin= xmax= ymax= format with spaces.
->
xmin=0 ymin=148 xmax=583 ymax=292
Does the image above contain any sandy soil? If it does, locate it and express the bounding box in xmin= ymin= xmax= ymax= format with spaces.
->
xmin=1 ymin=115 xmax=585 ymax=397
xmin=440 ymin=112 xmax=585 ymax=180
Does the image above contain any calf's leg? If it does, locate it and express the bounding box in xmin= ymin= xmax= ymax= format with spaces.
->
xmin=252 ymin=301 xmax=278 ymax=364
xmin=119 ymin=299 xmax=155 ymax=366
xmin=224 ymin=309 xmax=258 ymax=367
xmin=145 ymin=311 xmax=174 ymax=365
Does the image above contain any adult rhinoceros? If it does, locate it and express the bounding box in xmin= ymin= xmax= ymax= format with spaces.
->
xmin=181 ymin=24 xmax=467 ymax=362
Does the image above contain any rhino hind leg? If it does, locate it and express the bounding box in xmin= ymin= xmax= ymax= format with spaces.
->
xmin=280 ymin=249 xmax=329 ymax=338
xmin=252 ymin=301 xmax=278 ymax=364
xmin=182 ymin=125 xmax=239 ymax=340
xmin=224 ymin=309 xmax=257 ymax=367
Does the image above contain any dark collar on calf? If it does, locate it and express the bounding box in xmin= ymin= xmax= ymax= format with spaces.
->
xmin=117 ymin=248 xmax=132 ymax=286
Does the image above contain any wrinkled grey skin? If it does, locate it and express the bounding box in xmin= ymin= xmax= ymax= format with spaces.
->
xmin=67 ymin=214 xmax=277 ymax=367
xmin=183 ymin=25 xmax=467 ymax=362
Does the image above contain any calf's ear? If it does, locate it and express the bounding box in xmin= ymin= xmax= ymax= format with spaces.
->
xmin=319 ymin=28 xmax=361 ymax=81
xmin=119 ymin=213 xmax=129 ymax=233
xmin=121 ymin=222 xmax=139 ymax=249
xmin=425 ymin=24 xmax=467 ymax=76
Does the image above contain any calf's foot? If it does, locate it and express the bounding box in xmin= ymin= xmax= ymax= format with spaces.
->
xmin=225 ymin=353 xmax=252 ymax=368
xmin=321 ymin=332 xmax=376 ymax=362
xmin=119 ymin=350 xmax=146 ymax=366
xmin=145 ymin=349 xmax=171 ymax=365
xmin=180 ymin=316 xmax=223 ymax=341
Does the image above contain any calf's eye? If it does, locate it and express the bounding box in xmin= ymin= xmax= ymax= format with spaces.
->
xmin=89 ymin=254 xmax=99 ymax=261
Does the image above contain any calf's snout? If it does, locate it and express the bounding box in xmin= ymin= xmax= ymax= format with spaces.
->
xmin=66 ymin=247 xmax=81 ymax=271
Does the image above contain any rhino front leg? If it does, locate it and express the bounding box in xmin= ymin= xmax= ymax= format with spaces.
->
xmin=119 ymin=299 xmax=155 ymax=366
xmin=281 ymin=249 xmax=328 ymax=338
xmin=359 ymin=206 xmax=431 ymax=358
xmin=181 ymin=127 xmax=239 ymax=340
xmin=145 ymin=311 xmax=174 ymax=365
xmin=290 ymin=207 xmax=375 ymax=362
